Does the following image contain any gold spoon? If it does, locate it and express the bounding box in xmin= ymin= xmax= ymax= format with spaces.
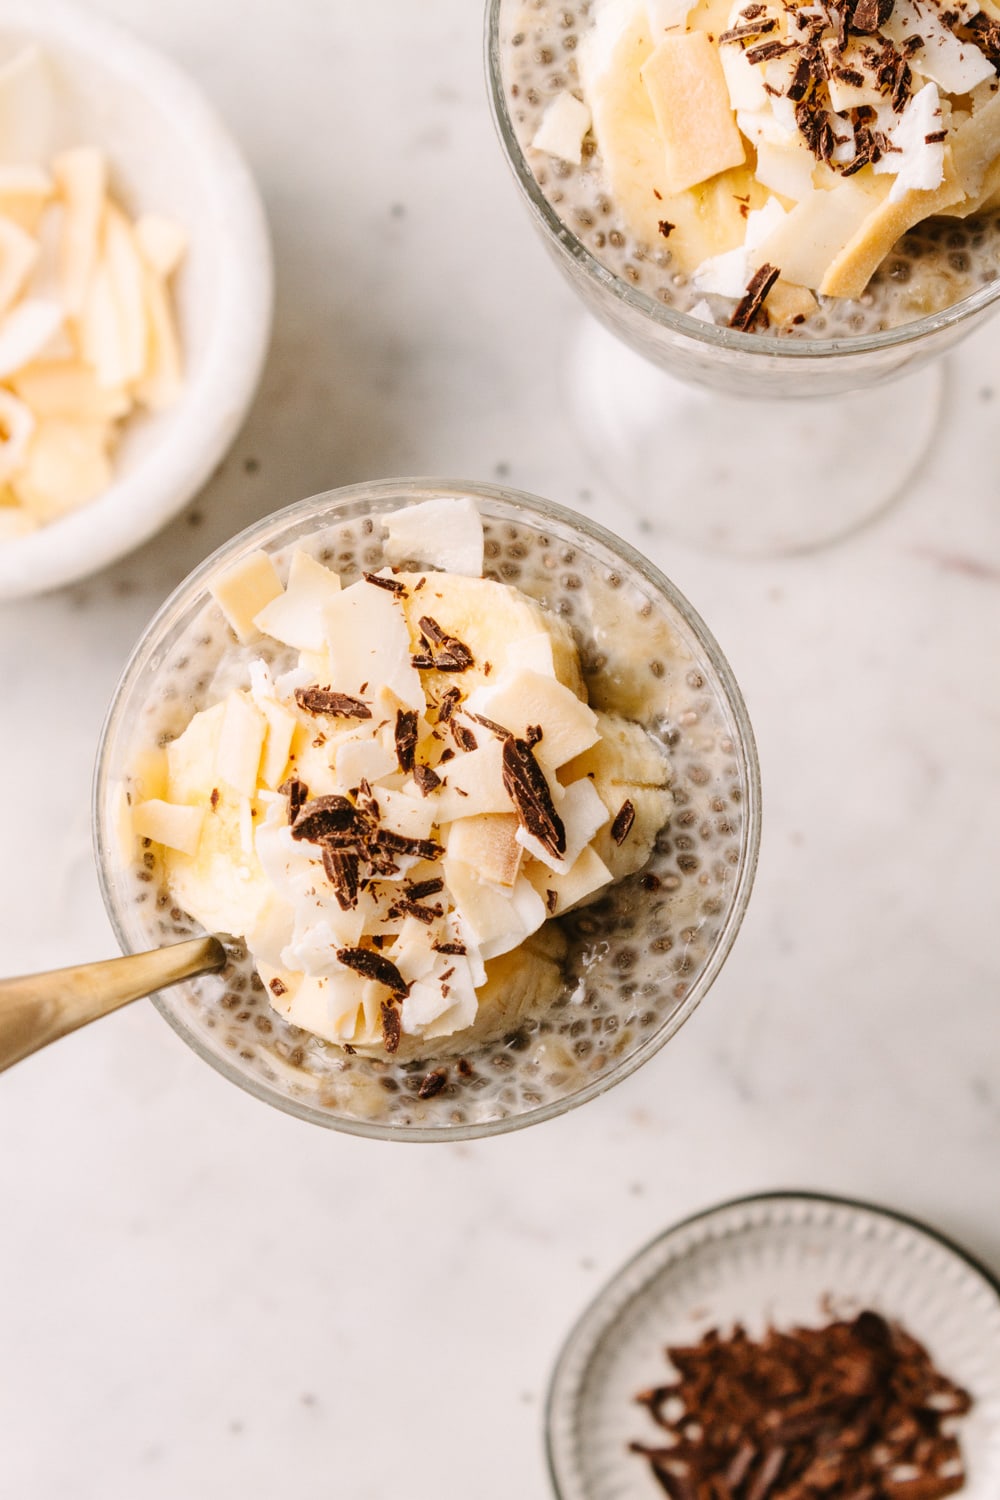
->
xmin=0 ymin=935 xmax=227 ymax=1073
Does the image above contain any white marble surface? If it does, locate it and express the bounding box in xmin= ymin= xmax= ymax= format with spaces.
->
xmin=2 ymin=2 xmax=1000 ymax=1496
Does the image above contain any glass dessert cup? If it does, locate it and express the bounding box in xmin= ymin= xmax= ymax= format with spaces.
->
xmin=93 ymin=478 xmax=760 ymax=1141
xmin=486 ymin=0 xmax=1000 ymax=557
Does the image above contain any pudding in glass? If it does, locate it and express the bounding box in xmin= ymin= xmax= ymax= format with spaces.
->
xmin=95 ymin=480 xmax=760 ymax=1138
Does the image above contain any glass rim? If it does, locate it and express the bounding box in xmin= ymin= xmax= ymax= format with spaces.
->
xmin=484 ymin=0 xmax=1000 ymax=362
xmin=93 ymin=476 xmax=762 ymax=1142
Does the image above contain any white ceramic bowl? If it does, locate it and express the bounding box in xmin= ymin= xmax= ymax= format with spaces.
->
xmin=0 ymin=0 xmax=273 ymax=599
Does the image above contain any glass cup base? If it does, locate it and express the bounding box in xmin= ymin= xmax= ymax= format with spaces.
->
xmin=567 ymin=317 xmax=944 ymax=558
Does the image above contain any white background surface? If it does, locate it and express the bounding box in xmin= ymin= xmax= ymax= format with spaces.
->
xmin=1 ymin=3 xmax=999 ymax=1497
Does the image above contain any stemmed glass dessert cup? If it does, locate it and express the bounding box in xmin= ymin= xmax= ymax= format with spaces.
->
xmin=93 ymin=478 xmax=760 ymax=1141
xmin=486 ymin=0 xmax=1000 ymax=556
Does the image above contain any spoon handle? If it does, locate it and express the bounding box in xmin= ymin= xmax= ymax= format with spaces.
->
xmin=0 ymin=935 xmax=227 ymax=1074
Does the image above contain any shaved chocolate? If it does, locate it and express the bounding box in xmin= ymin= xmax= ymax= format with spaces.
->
xmin=411 ymin=652 xmax=435 ymax=669
xmin=436 ymin=686 xmax=461 ymax=722
xmin=374 ymin=829 xmax=443 ymax=861
xmin=433 ymin=940 xmax=467 ymax=955
xmin=745 ymin=36 xmax=793 ymax=63
xmin=611 ymin=799 xmax=636 ymax=845
xmin=966 ymin=13 xmax=1000 ymax=66
xmin=468 ymin=711 xmax=512 ymax=740
xmin=291 ymin=794 xmax=358 ymax=841
xmin=786 ymin=53 xmax=815 ymax=100
xmin=294 ymin=687 xmax=372 ymax=719
xmin=850 ymin=0 xmax=894 ymax=32
xmin=501 ymin=736 xmax=566 ymax=859
xmin=412 ymin=763 xmax=442 ymax=795
xmin=631 ymin=1311 xmax=973 ymax=1500
xmin=450 ymin=719 xmax=478 ymax=752
xmin=657 ymin=219 xmax=675 ymax=238
xmin=322 ymin=846 xmax=360 ymax=910
xmin=407 ymin=877 xmax=444 ymax=900
xmin=278 ymin=778 xmax=309 ymax=823
xmin=394 ymin=708 xmax=418 ymax=772
xmin=729 ymin=263 xmax=780 ymax=332
xmin=362 ymin=570 xmax=406 ymax=594
xmin=545 ymin=888 xmax=558 ymax=914
xmin=719 ymin=16 xmax=778 ymax=41
xmin=210 ymin=787 xmax=220 ymax=810
xmin=925 ymin=129 xmax=946 ymax=143
xmin=418 ymin=615 xmax=475 ymax=672
xmin=392 ymin=899 xmax=441 ymax=924
xmin=268 ymin=977 xmax=287 ymax=997
xmin=337 ymin=947 xmax=410 ymax=996
xmin=796 ymin=100 xmax=836 ymax=163
xmin=525 ymin=723 xmax=543 ymax=747
xmin=380 ymin=1000 xmax=401 ymax=1054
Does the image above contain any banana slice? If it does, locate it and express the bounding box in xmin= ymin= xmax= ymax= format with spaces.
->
xmin=579 ymin=0 xmax=766 ymax=269
xmin=395 ymin=571 xmax=584 ymax=696
xmin=157 ymin=701 xmax=271 ymax=939
xmin=561 ymin=711 xmax=672 ymax=881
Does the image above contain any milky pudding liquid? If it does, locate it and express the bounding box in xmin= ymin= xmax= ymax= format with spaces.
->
xmin=98 ymin=492 xmax=756 ymax=1135
xmin=501 ymin=0 xmax=1000 ymax=338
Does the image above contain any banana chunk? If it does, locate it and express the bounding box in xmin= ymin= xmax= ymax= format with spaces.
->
xmin=562 ymin=712 xmax=673 ymax=881
xmin=641 ymin=34 xmax=745 ymax=193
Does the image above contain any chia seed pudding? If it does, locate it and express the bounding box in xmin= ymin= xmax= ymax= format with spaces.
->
xmin=500 ymin=0 xmax=1000 ymax=338
xmin=95 ymin=482 xmax=759 ymax=1138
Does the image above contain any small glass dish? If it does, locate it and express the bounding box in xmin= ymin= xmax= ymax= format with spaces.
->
xmin=546 ymin=1192 xmax=1000 ymax=1498
xmin=93 ymin=478 xmax=760 ymax=1141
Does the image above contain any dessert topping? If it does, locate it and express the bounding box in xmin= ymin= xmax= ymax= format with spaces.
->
xmin=501 ymin=735 xmax=568 ymax=859
xmin=630 ymin=1310 xmax=973 ymax=1500
xmin=127 ymin=502 xmax=673 ymax=1051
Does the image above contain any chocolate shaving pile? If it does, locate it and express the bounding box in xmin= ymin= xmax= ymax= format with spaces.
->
xmin=716 ymin=0 xmax=971 ymax=180
xmin=501 ymin=735 xmax=567 ymax=859
xmin=630 ymin=1310 xmax=973 ymax=1500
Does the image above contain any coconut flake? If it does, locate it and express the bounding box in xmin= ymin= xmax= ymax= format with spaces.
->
xmin=692 ymin=198 xmax=788 ymax=297
xmin=884 ymin=0 xmax=994 ymax=94
xmin=325 ymin=576 xmax=424 ymax=712
xmin=0 ymin=297 xmax=62 ymax=379
xmin=532 ymin=90 xmax=592 ymax=164
xmin=382 ymin=496 xmax=484 ymax=576
xmin=882 ymin=82 xmax=946 ymax=202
